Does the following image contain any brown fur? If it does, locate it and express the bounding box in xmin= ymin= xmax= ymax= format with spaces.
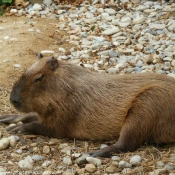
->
xmin=5 ymin=57 xmax=175 ymax=157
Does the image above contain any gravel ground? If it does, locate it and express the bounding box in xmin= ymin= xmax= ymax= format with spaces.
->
xmin=0 ymin=0 xmax=175 ymax=174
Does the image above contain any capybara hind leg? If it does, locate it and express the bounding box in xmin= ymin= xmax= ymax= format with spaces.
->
xmin=8 ymin=121 xmax=55 ymax=137
xmin=0 ymin=112 xmax=38 ymax=124
xmin=91 ymin=117 xmax=153 ymax=157
xmin=91 ymin=89 xmax=157 ymax=157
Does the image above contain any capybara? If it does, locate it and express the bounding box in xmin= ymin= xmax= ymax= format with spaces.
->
xmin=1 ymin=56 xmax=175 ymax=157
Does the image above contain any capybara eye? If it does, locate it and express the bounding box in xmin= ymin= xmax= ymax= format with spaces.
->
xmin=34 ymin=75 xmax=44 ymax=83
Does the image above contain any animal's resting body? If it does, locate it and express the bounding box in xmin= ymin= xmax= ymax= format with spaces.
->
xmin=1 ymin=57 xmax=175 ymax=157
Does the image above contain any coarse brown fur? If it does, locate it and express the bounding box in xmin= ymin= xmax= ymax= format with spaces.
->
xmin=1 ymin=56 xmax=175 ymax=157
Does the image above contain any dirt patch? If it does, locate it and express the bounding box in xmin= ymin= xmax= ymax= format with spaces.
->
xmin=0 ymin=16 xmax=72 ymax=114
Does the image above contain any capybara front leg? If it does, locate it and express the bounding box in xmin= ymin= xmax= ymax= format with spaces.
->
xmin=0 ymin=112 xmax=38 ymax=124
xmin=8 ymin=121 xmax=55 ymax=137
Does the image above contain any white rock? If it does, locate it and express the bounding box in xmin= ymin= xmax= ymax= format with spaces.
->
xmin=84 ymin=18 xmax=97 ymax=24
xmin=42 ymin=160 xmax=52 ymax=167
xmin=86 ymin=157 xmax=102 ymax=166
xmin=149 ymin=23 xmax=165 ymax=30
xmin=123 ymin=49 xmax=134 ymax=53
xmin=43 ymin=0 xmax=52 ymax=5
xmin=102 ymin=27 xmax=120 ymax=35
xmin=3 ymin=36 xmax=9 ymax=40
xmin=9 ymin=136 xmax=17 ymax=147
xmin=40 ymin=50 xmax=54 ymax=55
xmin=32 ymin=155 xmax=44 ymax=161
xmin=121 ymin=17 xmax=131 ymax=24
xmin=97 ymin=50 xmax=109 ymax=56
xmin=85 ymin=164 xmax=96 ymax=173
xmin=111 ymin=156 xmax=120 ymax=161
xmin=132 ymin=16 xmax=145 ymax=24
xmin=83 ymin=64 xmax=93 ymax=68
xmin=63 ymin=156 xmax=72 ymax=165
xmin=163 ymin=57 xmax=172 ymax=61
xmin=156 ymin=161 xmax=165 ymax=168
xmin=85 ymin=12 xmax=94 ymax=18
xmin=118 ymin=22 xmax=130 ymax=28
xmin=80 ymin=54 xmax=90 ymax=59
xmin=18 ymin=156 xmax=33 ymax=169
xmin=76 ymin=153 xmax=90 ymax=165
xmin=14 ymin=64 xmax=21 ymax=68
xmin=59 ymin=48 xmax=66 ymax=52
xmin=102 ymin=12 xmax=109 ymax=18
xmin=16 ymin=149 xmax=22 ymax=154
xmin=122 ymin=168 xmax=132 ymax=173
xmin=0 ymin=138 xmax=10 ymax=151
xmin=33 ymin=4 xmax=42 ymax=11
xmin=42 ymin=145 xmax=50 ymax=154
xmin=79 ymin=6 xmax=87 ymax=12
xmin=0 ymin=138 xmax=9 ymax=151
xmin=105 ymin=9 xmax=116 ymax=15
xmin=36 ymin=29 xmax=41 ymax=33
xmin=135 ymin=5 xmax=149 ymax=11
xmin=28 ymin=28 xmax=35 ymax=32
xmin=100 ymin=144 xmax=108 ymax=149
xmin=57 ymin=10 xmax=66 ymax=15
xmin=10 ymin=9 xmax=18 ymax=14
xmin=118 ymin=161 xmax=132 ymax=168
xmin=131 ymin=0 xmax=140 ymax=3
xmin=130 ymin=155 xmax=142 ymax=166
xmin=171 ymin=60 xmax=175 ymax=67
xmin=112 ymin=19 xmax=120 ymax=25
xmin=0 ymin=27 xmax=5 ymax=30
xmin=120 ymin=0 xmax=129 ymax=2
xmin=168 ymin=73 xmax=175 ymax=79
xmin=97 ymin=8 xmax=104 ymax=13
xmin=106 ymin=164 xmax=116 ymax=173
xmin=10 ymin=38 xmax=18 ymax=41
xmin=107 ymin=67 xmax=119 ymax=74
xmin=72 ymin=153 xmax=81 ymax=158
xmin=168 ymin=22 xmax=175 ymax=31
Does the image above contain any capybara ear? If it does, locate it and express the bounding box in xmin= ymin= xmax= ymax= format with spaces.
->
xmin=38 ymin=53 xmax=44 ymax=59
xmin=47 ymin=57 xmax=59 ymax=71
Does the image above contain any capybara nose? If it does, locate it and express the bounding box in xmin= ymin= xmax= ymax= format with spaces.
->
xmin=10 ymin=90 xmax=22 ymax=109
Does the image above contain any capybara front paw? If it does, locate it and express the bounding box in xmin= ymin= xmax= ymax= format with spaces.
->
xmin=7 ymin=125 xmax=29 ymax=134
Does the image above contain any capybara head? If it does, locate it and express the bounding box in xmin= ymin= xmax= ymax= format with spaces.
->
xmin=10 ymin=57 xmax=59 ymax=115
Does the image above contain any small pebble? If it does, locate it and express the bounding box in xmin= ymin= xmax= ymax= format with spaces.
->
xmin=42 ymin=160 xmax=52 ymax=167
xmin=102 ymin=27 xmax=120 ymax=35
xmin=111 ymin=156 xmax=120 ymax=161
xmin=43 ymin=145 xmax=50 ymax=154
xmin=76 ymin=153 xmax=89 ymax=165
xmin=16 ymin=149 xmax=22 ymax=154
xmin=130 ymin=155 xmax=142 ymax=166
xmin=40 ymin=50 xmax=54 ymax=55
xmin=9 ymin=136 xmax=17 ymax=147
xmin=86 ymin=157 xmax=102 ymax=166
xmin=118 ymin=161 xmax=132 ymax=168
xmin=85 ymin=164 xmax=96 ymax=173
xmin=32 ymin=155 xmax=44 ymax=161
xmin=0 ymin=138 xmax=10 ymax=151
xmin=18 ymin=156 xmax=33 ymax=169
xmin=105 ymin=164 xmax=116 ymax=173
xmin=63 ymin=156 xmax=72 ymax=165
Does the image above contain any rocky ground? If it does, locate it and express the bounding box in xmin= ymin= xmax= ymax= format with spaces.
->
xmin=0 ymin=0 xmax=175 ymax=174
